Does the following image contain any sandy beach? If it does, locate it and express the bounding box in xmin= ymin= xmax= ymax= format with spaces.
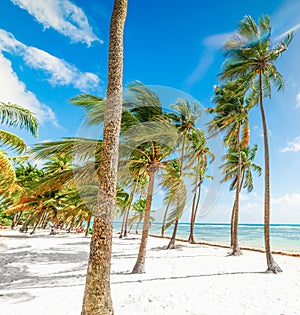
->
xmin=1 ymin=229 xmax=300 ymax=315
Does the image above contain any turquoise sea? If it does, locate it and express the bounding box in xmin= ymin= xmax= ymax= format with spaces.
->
xmin=114 ymin=222 xmax=300 ymax=254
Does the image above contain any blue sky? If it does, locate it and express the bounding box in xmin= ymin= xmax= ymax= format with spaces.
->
xmin=0 ymin=0 xmax=300 ymax=223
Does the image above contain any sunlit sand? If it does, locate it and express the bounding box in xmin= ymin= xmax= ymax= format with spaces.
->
xmin=1 ymin=229 xmax=300 ymax=314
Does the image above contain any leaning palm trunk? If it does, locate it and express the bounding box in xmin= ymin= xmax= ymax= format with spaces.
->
xmin=230 ymin=203 xmax=235 ymax=246
xmin=30 ymin=210 xmax=44 ymax=235
xmin=132 ymin=165 xmax=157 ymax=274
xmin=259 ymin=72 xmax=282 ymax=273
xmin=229 ymin=124 xmax=242 ymax=256
xmin=167 ymin=133 xmax=186 ymax=249
xmin=188 ymin=169 xmax=199 ymax=243
xmin=189 ymin=176 xmax=203 ymax=244
xmin=161 ymin=200 xmax=171 ymax=237
xmin=167 ymin=219 xmax=179 ymax=249
xmin=135 ymin=216 xmax=143 ymax=234
xmin=230 ymin=175 xmax=244 ymax=246
xmin=122 ymin=181 xmax=138 ymax=237
xmin=81 ymin=1 xmax=128 ymax=314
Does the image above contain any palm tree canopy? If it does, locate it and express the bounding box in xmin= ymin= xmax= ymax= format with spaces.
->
xmin=221 ymin=144 xmax=262 ymax=192
xmin=221 ymin=15 xmax=293 ymax=98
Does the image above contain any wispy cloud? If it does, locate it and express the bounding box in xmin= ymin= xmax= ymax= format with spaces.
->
xmin=24 ymin=47 xmax=100 ymax=91
xmin=10 ymin=0 xmax=101 ymax=46
xmin=0 ymin=52 xmax=57 ymax=125
xmin=281 ymin=135 xmax=300 ymax=152
xmin=296 ymin=92 xmax=300 ymax=108
xmin=184 ymin=32 xmax=231 ymax=87
xmin=272 ymin=193 xmax=300 ymax=207
xmin=0 ymin=29 xmax=101 ymax=92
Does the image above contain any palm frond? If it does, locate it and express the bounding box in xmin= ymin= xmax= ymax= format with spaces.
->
xmin=0 ymin=102 xmax=38 ymax=137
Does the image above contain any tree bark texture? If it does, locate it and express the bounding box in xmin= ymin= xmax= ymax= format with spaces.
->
xmin=81 ymin=1 xmax=128 ymax=314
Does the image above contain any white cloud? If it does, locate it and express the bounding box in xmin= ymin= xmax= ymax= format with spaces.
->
xmin=272 ymin=193 xmax=300 ymax=208
xmin=271 ymin=193 xmax=300 ymax=223
xmin=24 ymin=47 xmax=100 ymax=91
xmin=10 ymin=0 xmax=101 ymax=46
xmin=0 ymin=52 xmax=57 ymax=125
xmin=296 ymin=92 xmax=300 ymax=108
xmin=281 ymin=136 xmax=300 ymax=152
xmin=0 ymin=29 xmax=101 ymax=92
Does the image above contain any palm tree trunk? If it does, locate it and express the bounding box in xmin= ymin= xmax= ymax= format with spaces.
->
xmin=230 ymin=203 xmax=235 ymax=246
xmin=135 ymin=217 xmax=142 ymax=234
xmin=230 ymin=174 xmax=244 ymax=246
xmin=81 ymin=1 xmax=128 ymax=314
xmin=189 ymin=177 xmax=203 ymax=244
xmin=11 ymin=213 xmax=18 ymax=230
xmin=132 ymin=166 xmax=156 ymax=274
xmin=124 ymin=182 xmax=138 ymax=237
xmin=259 ymin=72 xmax=282 ymax=273
xmin=85 ymin=214 xmax=92 ymax=237
xmin=167 ymin=133 xmax=187 ymax=249
xmin=161 ymin=201 xmax=171 ymax=237
xmin=119 ymin=210 xmax=126 ymax=238
xmin=229 ymin=123 xmax=242 ymax=256
xmin=21 ymin=214 xmax=33 ymax=233
xmin=188 ymin=170 xmax=199 ymax=243
xmin=128 ymin=220 xmax=134 ymax=233
xmin=30 ymin=211 xmax=44 ymax=235
xmin=68 ymin=216 xmax=76 ymax=233
xmin=167 ymin=219 xmax=179 ymax=249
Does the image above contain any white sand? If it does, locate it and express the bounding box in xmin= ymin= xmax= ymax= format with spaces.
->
xmin=1 ymin=229 xmax=300 ymax=315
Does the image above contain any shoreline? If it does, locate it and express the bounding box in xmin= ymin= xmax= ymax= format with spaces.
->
xmin=149 ymin=234 xmax=300 ymax=258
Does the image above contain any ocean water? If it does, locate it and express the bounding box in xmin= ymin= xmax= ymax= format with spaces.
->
xmin=114 ymin=222 xmax=300 ymax=254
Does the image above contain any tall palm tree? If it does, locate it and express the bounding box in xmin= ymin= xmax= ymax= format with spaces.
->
xmin=81 ymin=1 xmax=128 ymax=313
xmin=207 ymin=80 xmax=251 ymax=255
xmin=221 ymin=15 xmax=293 ymax=272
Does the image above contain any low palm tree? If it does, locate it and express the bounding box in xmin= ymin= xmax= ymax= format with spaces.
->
xmin=221 ymin=145 xmax=262 ymax=245
xmin=184 ymin=129 xmax=214 ymax=243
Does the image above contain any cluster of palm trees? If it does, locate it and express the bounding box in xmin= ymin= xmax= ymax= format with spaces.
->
xmin=208 ymin=15 xmax=293 ymax=272
xmin=0 ymin=11 xmax=293 ymax=314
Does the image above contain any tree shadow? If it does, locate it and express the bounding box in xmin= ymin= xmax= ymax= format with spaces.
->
xmin=111 ymin=270 xmax=267 ymax=284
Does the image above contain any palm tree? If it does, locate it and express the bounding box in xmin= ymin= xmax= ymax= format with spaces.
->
xmin=184 ymin=129 xmax=214 ymax=243
xmin=160 ymin=159 xmax=181 ymax=237
xmin=129 ymin=198 xmax=146 ymax=234
xmin=221 ymin=15 xmax=293 ymax=272
xmin=221 ymin=145 xmax=262 ymax=245
xmin=0 ymin=102 xmax=38 ymax=195
xmin=127 ymin=142 xmax=173 ymax=273
xmin=207 ymin=80 xmax=251 ymax=255
xmin=81 ymin=1 xmax=128 ymax=313
xmin=166 ymin=99 xmax=202 ymax=249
